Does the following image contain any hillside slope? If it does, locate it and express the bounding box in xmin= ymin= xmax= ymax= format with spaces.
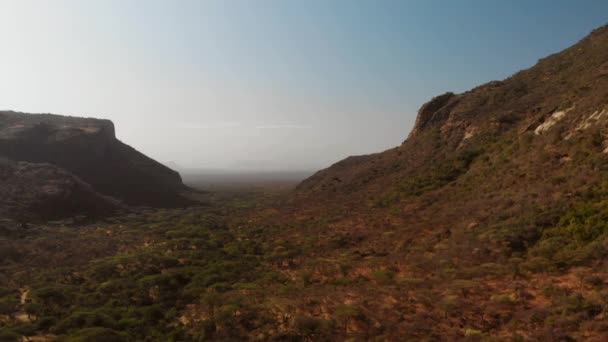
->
xmin=299 ymin=24 xmax=608 ymax=201
xmin=0 ymin=112 xmax=190 ymax=207
xmin=0 ymin=159 xmax=119 ymax=222
xmin=239 ymin=24 xmax=608 ymax=340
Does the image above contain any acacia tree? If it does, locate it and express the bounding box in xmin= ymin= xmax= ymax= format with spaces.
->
xmin=0 ymin=296 xmax=18 ymax=319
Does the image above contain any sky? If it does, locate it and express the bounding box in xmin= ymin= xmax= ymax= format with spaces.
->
xmin=0 ymin=1 xmax=607 ymax=171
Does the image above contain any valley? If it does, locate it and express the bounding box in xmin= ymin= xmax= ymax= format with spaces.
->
xmin=1 ymin=178 xmax=606 ymax=341
xmin=1 ymin=14 xmax=608 ymax=342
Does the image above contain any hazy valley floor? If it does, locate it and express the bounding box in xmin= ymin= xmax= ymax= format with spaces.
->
xmin=1 ymin=181 xmax=607 ymax=341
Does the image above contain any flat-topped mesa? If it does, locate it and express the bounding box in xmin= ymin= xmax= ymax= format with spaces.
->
xmin=0 ymin=111 xmax=116 ymax=141
xmin=0 ymin=111 xmax=191 ymax=208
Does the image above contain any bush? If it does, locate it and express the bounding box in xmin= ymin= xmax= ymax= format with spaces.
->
xmin=491 ymin=293 xmax=518 ymax=306
xmin=0 ymin=329 xmax=20 ymax=342
xmin=372 ymin=269 xmax=396 ymax=285
xmin=529 ymin=202 xmax=608 ymax=269
xmin=398 ymin=150 xmax=481 ymax=197
xmin=464 ymin=328 xmax=483 ymax=337
xmin=294 ymin=316 xmax=325 ymax=337
xmin=0 ymin=287 xmax=14 ymax=297
xmin=165 ymin=225 xmax=211 ymax=239
xmin=53 ymin=310 xmax=118 ymax=334
xmin=558 ymin=204 xmax=608 ymax=243
xmin=33 ymin=286 xmax=70 ymax=306
xmin=37 ymin=316 xmax=58 ymax=330
xmin=373 ymin=149 xmax=481 ymax=207
xmin=334 ymin=305 xmax=363 ymax=322
xmin=0 ymin=296 xmax=18 ymax=316
xmin=11 ymin=323 xmax=37 ymax=337
xmin=63 ymin=327 xmax=126 ymax=342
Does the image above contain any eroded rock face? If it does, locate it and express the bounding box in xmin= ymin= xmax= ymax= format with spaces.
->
xmin=0 ymin=159 xmax=119 ymax=221
xmin=0 ymin=111 xmax=190 ymax=207
xmin=408 ymin=92 xmax=457 ymax=137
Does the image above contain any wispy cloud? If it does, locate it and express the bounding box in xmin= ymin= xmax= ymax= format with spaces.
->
xmin=175 ymin=122 xmax=312 ymax=130
xmin=255 ymin=124 xmax=312 ymax=129
xmin=175 ymin=122 xmax=241 ymax=129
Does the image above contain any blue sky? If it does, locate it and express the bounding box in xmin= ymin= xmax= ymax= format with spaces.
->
xmin=0 ymin=1 xmax=607 ymax=170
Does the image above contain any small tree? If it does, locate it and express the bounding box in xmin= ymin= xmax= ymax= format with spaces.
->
xmin=0 ymin=296 xmax=18 ymax=319
xmin=333 ymin=305 xmax=362 ymax=333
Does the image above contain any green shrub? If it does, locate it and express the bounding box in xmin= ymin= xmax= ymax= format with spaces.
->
xmin=165 ymin=226 xmax=210 ymax=239
xmin=37 ymin=316 xmax=58 ymax=330
xmin=0 ymin=329 xmax=20 ymax=342
xmin=0 ymin=287 xmax=14 ymax=297
xmin=398 ymin=150 xmax=481 ymax=197
xmin=464 ymin=328 xmax=483 ymax=337
xmin=53 ymin=310 xmax=118 ymax=334
xmin=63 ymin=327 xmax=126 ymax=342
xmin=529 ymin=202 xmax=608 ymax=269
xmin=491 ymin=293 xmax=518 ymax=305
xmin=11 ymin=323 xmax=37 ymax=337
xmin=0 ymin=296 xmax=18 ymax=316
xmin=558 ymin=204 xmax=608 ymax=243
xmin=294 ymin=316 xmax=326 ymax=336
xmin=372 ymin=269 xmax=396 ymax=285
xmin=301 ymin=270 xmax=314 ymax=287
xmin=334 ymin=304 xmax=363 ymax=322
xmin=32 ymin=286 xmax=71 ymax=305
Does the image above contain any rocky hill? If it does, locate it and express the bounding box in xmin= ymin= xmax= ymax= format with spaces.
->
xmin=246 ymin=24 xmax=608 ymax=340
xmin=0 ymin=111 xmax=191 ymax=209
xmin=299 ymin=24 xmax=608 ymax=201
xmin=0 ymin=158 xmax=119 ymax=222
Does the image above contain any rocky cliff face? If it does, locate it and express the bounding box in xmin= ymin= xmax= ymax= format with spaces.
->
xmin=0 ymin=111 xmax=190 ymax=208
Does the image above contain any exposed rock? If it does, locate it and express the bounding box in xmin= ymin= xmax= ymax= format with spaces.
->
xmin=0 ymin=111 xmax=191 ymax=207
xmin=575 ymin=105 xmax=608 ymax=130
xmin=534 ymin=106 xmax=574 ymax=135
xmin=0 ymin=158 xmax=119 ymax=222
xmin=408 ymin=92 xmax=457 ymax=138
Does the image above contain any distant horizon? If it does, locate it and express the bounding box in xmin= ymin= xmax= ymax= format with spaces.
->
xmin=1 ymin=1 xmax=608 ymax=170
xmin=173 ymin=167 xmax=317 ymax=174
xmin=169 ymin=162 xmax=317 ymax=174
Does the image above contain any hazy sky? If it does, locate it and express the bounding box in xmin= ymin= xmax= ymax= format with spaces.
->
xmin=1 ymin=1 xmax=607 ymax=171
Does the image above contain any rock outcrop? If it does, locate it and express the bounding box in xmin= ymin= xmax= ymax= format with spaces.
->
xmin=0 ymin=111 xmax=191 ymax=208
xmin=407 ymin=92 xmax=457 ymax=137
xmin=0 ymin=158 xmax=119 ymax=222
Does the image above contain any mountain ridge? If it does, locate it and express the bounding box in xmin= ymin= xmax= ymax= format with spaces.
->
xmin=297 ymin=23 xmax=608 ymax=201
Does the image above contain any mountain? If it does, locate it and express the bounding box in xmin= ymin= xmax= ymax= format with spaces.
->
xmin=240 ymin=24 xmax=608 ymax=339
xmin=0 ymin=111 xmax=191 ymax=208
xmin=299 ymin=24 xmax=608 ymax=201
xmin=296 ymin=24 xmax=608 ymax=230
xmin=162 ymin=160 xmax=182 ymax=171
